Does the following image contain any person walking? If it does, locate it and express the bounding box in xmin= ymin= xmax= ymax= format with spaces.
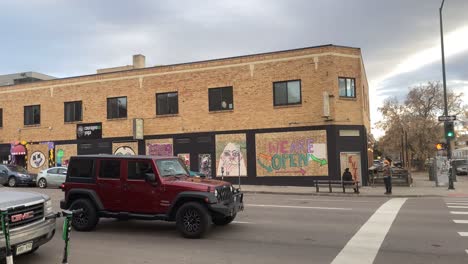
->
xmin=383 ymin=158 xmax=393 ymax=194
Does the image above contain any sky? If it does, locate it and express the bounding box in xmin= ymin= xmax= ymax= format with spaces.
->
xmin=0 ymin=0 xmax=467 ymax=138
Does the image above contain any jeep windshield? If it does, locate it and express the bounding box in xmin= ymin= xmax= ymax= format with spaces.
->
xmin=155 ymin=159 xmax=189 ymax=177
xmin=5 ymin=165 xmax=28 ymax=173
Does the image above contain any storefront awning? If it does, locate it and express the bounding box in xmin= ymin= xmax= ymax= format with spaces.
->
xmin=11 ymin=145 xmax=26 ymax=155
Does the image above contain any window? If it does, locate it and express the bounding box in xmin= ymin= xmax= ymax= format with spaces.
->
xmin=64 ymin=101 xmax=83 ymax=122
xmin=47 ymin=168 xmax=59 ymax=174
xmin=68 ymin=158 xmax=94 ymax=178
xmin=128 ymin=160 xmax=154 ymax=180
xmin=107 ymin=97 xmax=127 ymax=119
xmin=99 ymin=160 xmax=121 ymax=179
xmin=58 ymin=168 xmax=67 ymax=175
xmin=24 ymin=105 xmax=41 ymax=125
xmin=209 ymin=86 xmax=233 ymax=111
xmin=156 ymin=92 xmax=178 ymax=115
xmin=339 ymin=77 xmax=356 ymax=98
xmin=0 ymin=108 xmax=2 ymax=128
xmin=273 ymin=80 xmax=301 ymax=106
xmin=156 ymin=159 xmax=188 ymax=177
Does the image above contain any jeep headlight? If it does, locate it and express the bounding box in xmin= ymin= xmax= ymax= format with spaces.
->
xmin=44 ymin=199 xmax=53 ymax=215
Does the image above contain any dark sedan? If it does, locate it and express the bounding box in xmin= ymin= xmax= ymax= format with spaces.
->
xmin=0 ymin=164 xmax=36 ymax=187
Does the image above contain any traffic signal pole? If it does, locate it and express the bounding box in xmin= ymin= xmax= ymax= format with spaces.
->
xmin=440 ymin=0 xmax=454 ymax=190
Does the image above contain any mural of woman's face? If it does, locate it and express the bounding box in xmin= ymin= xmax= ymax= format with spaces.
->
xmin=221 ymin=143 xmax=241 ymax=164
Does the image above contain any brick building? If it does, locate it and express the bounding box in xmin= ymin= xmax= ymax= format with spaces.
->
xmin=0 ymin=44 xmax=371 ymax=186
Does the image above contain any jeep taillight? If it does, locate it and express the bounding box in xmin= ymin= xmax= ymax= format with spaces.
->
xmin=60 ymin=183 xmax=65 ymax=191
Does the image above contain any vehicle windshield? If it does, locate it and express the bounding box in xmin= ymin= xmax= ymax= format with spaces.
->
xmin=156 ymin=159 xmax=189 ymax=177
xmin=5 ymin=165 xmax=28 ymax=173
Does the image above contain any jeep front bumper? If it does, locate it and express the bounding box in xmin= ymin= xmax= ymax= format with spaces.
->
xmin=0 ymin=217 xmax=56 ymax=258
xmin=209 ymin=192 xmax=244 ymax=217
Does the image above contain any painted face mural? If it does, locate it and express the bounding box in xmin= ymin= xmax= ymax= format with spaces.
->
xmin=217 ymin=143 xmax=247 ymax=176
xmin=114 ymin=146 xmax=136 ymax=155
xmin=199 ymin=154 xmax=212 ymax=178
xmin=30 ymin=151 xmax=46 ymax=168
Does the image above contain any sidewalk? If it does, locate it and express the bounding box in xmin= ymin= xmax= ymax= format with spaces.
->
xmin=239 ymin=172 xmax=468 ymax=197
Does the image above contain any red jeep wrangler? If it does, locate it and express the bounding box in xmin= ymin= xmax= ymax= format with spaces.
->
xmin=60 ymin=155 xmax=244 ymax=238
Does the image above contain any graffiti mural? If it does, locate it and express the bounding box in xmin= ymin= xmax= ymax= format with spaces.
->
xmin=199 ymin=154 xmax=212 ymax=178
xmin=114 ymin=146 xmax=136 ymax=155
xmin=55 ymin=144 xmax=77 ymax=167
xmin=30 ymin=151 xmax=46 ymax=168
xmin=178 ymin=153 xmax=190 ymax=168
xmin=147 ymin=143 xmax=173 ymax=156
xmin=340 ymin=152 xmax=361 ymax=182
xmin=215 ymin=134 xmax=247 ymax=177
xmin=255 ymin=131 xmax=328 ymax=176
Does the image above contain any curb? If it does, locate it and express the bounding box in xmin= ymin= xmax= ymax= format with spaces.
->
xmin=241 ymin=190 xmax=445 ymax=198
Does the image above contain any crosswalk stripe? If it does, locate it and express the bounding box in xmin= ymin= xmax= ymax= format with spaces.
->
xmin=331 ymin=198 xmax=407 ymax=264
xmin=454 ymin=220 xmax=468 ymax=224
xmin=448 ymin=206 xmax=468 ymax=209
xmin=451 ymin=211 xmax=468 ymax=215
xmin=446 ymin=203 xmax=468 ymax=205
xmin=458 ymin=232 xmax=468 ymax=237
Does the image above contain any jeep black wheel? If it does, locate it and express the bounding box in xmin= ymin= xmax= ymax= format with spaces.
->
xmin=8 ymin=176 xmax=16 ymax=187
xmin=38 ymin=178 xmax=47 ymax=188
xmin=176 ymin=202 xmax=211 ymax=239
xmin=213 ymin=213 xmax=236 ymax=226
xmin=69 ymin=199 xmax=99 ymax=231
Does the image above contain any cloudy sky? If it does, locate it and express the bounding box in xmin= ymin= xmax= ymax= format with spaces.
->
xmin=1 ymin=0 xmax=467 ymax=137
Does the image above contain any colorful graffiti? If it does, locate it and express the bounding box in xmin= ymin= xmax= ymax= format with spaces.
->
xmin=199 ymin=154 xmax=212 ymax=178
xmin=178 ymin=153 xmax=190 ymax=168
xmin=256 ymin=131 xmax=328 ymax=176
xmin=148 ymin=143 xmax=173 ymax=156
xmin=340 ymin=152 xmax=361 ymax=182
xmin=215 ymin=134 xmax=247 ymax=177
xmin=30 ymin=151 xmax=46 ymax=169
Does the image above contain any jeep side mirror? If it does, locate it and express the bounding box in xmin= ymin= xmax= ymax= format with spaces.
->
xmin=145 ymin=173 xmax=157 ymax=186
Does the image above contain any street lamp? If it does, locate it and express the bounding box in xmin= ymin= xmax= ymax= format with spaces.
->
xmin=439 ymin=0 xmax=454 ymax=190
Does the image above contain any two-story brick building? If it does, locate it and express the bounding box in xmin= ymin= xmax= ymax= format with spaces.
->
xmin=0 ymin=44 xmax=371 ymax=186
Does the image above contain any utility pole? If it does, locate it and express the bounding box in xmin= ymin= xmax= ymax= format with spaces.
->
xmin=440 ymin=0 xmax=454 ymax=190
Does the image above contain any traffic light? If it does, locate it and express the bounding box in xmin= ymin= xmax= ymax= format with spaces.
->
xmin=436 ymin=143 xmax=447 ymax=150
xmin=444 ymin=121 xmax=455 ymax=139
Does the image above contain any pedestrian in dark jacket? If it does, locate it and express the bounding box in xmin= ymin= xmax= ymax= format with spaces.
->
xmin=383 ymin=158 xmax=393 ymax=194
xmin=342 ymin=168 xmax=358 ymax=193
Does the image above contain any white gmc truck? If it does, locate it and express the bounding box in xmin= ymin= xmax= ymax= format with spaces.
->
xmin=0 ymin=188 xmax=56 ymax=259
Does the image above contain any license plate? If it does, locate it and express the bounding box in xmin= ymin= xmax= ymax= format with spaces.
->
xmin=16 ymin=242 xmax=33 ymax=255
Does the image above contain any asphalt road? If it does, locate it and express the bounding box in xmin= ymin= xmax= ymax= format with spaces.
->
xmin=5 ymin=187 xmax=468 ymax=264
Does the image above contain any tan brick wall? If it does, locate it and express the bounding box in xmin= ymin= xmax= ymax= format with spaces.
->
xmin=55 ymin=144 xmax=77 ymax=166
xmin=0 ymin=46 xmax=369 ymax=143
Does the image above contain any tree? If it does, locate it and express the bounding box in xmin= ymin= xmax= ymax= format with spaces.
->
xmin=377 ymin=81 xmax=466 ymax=170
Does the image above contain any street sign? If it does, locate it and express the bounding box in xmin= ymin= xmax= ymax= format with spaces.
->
xmin=438 ymin=115 xmax=456 ymax=122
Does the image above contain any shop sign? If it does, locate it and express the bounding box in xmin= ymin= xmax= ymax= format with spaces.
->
xmin=77 ymin=123 xmax=102 ymax=139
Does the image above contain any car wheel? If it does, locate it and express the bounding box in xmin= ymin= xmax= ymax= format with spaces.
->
xmin=38 ymin=178 xmax=47 ymax=188
xmin=213 ymin=213 xmax=236 ymax=226
xmin=176 ymin=202 xmax=211 ymax=239
xmin=69 ymin=199 xmax=99 ymax=232
xmin=8 ymin=177 xmax=16 ymax=187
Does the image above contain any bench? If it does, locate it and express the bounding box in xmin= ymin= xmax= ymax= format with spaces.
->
xmin=314 ymin=180 xmax=360 ymax=193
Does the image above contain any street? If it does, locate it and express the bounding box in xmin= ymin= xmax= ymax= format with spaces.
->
xmin=10 ymin=188 xmax=468 ymax=264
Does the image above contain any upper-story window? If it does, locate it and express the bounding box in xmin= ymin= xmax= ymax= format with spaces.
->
xmin=156 ymin=92 xmax=179 ymax=115
xmin=339 ymin=77 xmax=356 ymax=98
xmin=64 ymin=101 xmax=83 ymax=122
xmin=0 ymin=108 xmax=2 ymax=128
xmin=273 ymin=80 xmax=301 ymax=106
xmin=209 ymin=86 xmax=233 ymax=111
xmin=107 ymin=97 xmax=127 ymax=119
xmin=24 ymin=105 xmax=41 ymax=125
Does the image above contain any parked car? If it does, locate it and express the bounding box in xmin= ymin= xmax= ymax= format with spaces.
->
xmin=0 ymin=164 xmax=36 ymax=187
xmin=60 ymin=155 xmax=244 ymax=238
xmin=37 ymin=167 xmax=68 ymax=188
xmin=0 ymin=186 xmax=56 ymax=258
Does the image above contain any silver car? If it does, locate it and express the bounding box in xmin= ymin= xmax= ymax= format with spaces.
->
xmin=36 ymin=167 xmax=67 ymax=188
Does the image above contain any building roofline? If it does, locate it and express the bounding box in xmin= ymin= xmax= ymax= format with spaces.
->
xmin=1 ymin=44 xmax=361 ymax=88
